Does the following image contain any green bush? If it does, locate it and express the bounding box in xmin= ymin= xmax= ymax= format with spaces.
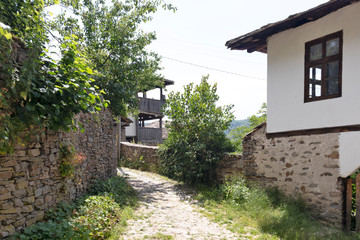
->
xmin=222 ymin=176 xmax=250 ymax=203
xmin=159 ymin=76 xmax=234 ymax=184
xmin=13 ymin=176 xmax=137 ymax=240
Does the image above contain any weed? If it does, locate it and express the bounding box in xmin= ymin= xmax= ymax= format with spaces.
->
xmin=194 ymin=175 xmax=359 ymax=240
xmin=13 ymin=176 xmax=138 ymax=240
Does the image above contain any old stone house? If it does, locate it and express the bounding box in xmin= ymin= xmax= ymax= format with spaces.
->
xmin=226 ymin=0 xmax=360 ymax=229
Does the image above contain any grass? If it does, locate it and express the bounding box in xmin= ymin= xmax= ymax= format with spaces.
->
xmin=13 ymin=175 xmax=138 ymax=240
xmin=144 ymin=232 xmax=174 ymax=239
xmin=194 ymin=175 xmax=360 ymax=240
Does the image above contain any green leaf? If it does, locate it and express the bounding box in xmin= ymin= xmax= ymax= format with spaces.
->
xmin=20 ymin=91 xmax=27 ymax=100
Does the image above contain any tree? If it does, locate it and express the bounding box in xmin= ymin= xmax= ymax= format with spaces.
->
xmin=0 ymin=0 xmax=173 ymax=153
xmin=158 ymin=76 xmax=235 ymax=184
xmin=229 ymin=103 xmax=267 ymax=153
xmin=49 ymin=0 xmax=175 ymax=116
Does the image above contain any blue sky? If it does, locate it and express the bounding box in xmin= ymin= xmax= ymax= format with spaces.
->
xmin=142 ymin=0 xmax=328 ymax=119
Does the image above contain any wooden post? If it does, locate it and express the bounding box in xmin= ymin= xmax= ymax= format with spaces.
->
xmin=346 ymin=177 xmax=353 ymax=232
xmin=356 ymin=174 xmax=360 ymax=232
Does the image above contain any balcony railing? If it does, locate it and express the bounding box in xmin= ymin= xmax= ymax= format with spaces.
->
xmin=138 ymin=127 xmax=162 ymax=143
xmin=139 ymin=98 xmax=165 ymax=115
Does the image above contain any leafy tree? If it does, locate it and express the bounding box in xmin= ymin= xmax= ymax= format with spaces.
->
xmin=229 ymin=103 xmax=267 ymax=153
xmin=0 ymin=0 xmax=173 ymax=153
xmin=158 ymin=76 xmax=235 ymax=184
xmin=48 ymin=0 xmax=175 ymax=116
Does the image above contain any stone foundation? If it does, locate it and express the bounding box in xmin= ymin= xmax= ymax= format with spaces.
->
xmin=242 ymin=123 xmax=343 ymax=226
xmin=0 ymin=109 xmax=118 ymax=238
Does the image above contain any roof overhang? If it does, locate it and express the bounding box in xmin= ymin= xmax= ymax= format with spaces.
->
xmin=225 ymin=0 xmax=360 ymax=53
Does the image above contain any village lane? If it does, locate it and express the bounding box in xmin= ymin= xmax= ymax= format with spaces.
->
xmin=119 ymin=168 xmax=240 ymax=240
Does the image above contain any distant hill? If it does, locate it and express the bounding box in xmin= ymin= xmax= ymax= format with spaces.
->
xmin=225 ymin=119 xmax=249 ymax=136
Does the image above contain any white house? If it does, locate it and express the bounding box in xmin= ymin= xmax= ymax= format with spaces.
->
xmin=226 ymin=0 xmax=360 ymax=228
xmin=226 ymin=0 xmax=360 ymax=178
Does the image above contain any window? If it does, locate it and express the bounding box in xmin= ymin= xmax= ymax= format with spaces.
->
xmin=305 ymin=31 xmax=343 ymax=102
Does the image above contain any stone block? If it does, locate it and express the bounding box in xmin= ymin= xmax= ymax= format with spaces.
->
xmin=13 ymin=150 xmax=26 ymax=157
xmin=22 ymin=196 xmax=35 ymax=204
xmin=14 ymin=199 xmax=24 ymax=207
xmin=28 ymin=149 xmax=40 ymax=157
xmin=13 ymin=189 xmax=27 ymax=198
xmin=2 ymin=159 xmax=18 ymax=167
xmin=1 ymin=202 xmax=14 ymax=209
xmin=0 ymin=193 xmax=12 ymax=201
xmin=0 ymin=208 xmax=19 ymax=214
xmin=0 ymin=170 xmax=13 ymax=179
xmin=22 ymin=205 xmax=34 ymax=213
xmin=34 ymin=188 xmax=43 ymax=197
xmin=16 ymin=180 xmax=29 ymax=190
xmin=13 ymin=218 xmax=26 ymax=228
xmin=2 ymin=224 xmax=15 ymax=235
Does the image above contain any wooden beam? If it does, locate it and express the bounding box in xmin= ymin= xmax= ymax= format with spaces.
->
xmin=356 ymin=174 xmax=360 ymax=231
xmin=266 ymin=124 xmax=360 ymax=139
xmin=346 ymin=178 xmax=353 ymax=232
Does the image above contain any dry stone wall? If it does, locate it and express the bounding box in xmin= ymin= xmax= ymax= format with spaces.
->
xmin=0 ymin=109 xmax=118 ymax=238
xmin=120 ymin=142 xmax=159 ymax=171
xmin=242 ymin=124 xmax=343 ymax=226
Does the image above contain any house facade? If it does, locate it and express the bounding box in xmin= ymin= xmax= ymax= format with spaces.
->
xmin=125 ymin=79 xmax=174 ymax=145
xmin=226 ymin=0 xmax=360 ymax=228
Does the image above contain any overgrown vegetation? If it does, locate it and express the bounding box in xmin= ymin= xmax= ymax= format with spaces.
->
xmin=120 ymin=156 xmax=159 ymax=173
xmin=158 ymin=76 xmax=235 ymax=184
xmin=229 ymin=103 xmax=267 ymax=153
xmin=0 ymin=0 xmax=175 ymax=153
xmin=195 ymin=176 xmax=358 ymax=240
xmin=13 ymin=176 xmax=138 ymax=240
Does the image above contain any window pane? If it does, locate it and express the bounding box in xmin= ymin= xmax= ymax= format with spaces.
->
xmin=315 ymin=84 xmax=321 ymax=97
xmin=310 ymin=43 xmax=322 ymax=61
xmin=326 ymin=38 xmax=339 ymax=56
xmin=309 ymin=66 xmax=322 ymax=98
xmin=309 ymin=66 xmax=322 ymax=80
xmin=326 ymin=78 xmax=339 ymax=95
xmin=326 ymin=60 xmax=339 ymax=78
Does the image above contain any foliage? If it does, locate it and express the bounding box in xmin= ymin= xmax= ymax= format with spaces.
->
xmin=195 ymin=176 xmax=356 ymax=240
xmin=0 ymin=7 xmax=104 ymax=153
xmin=222 ymin=175 xmax=250 ymax=203
xmin=59 ymin=142 xmax=76 ymax=177
xmin=229 ymin=103 xmax=267 ymax=153
xmin=224 ymin=119 xmax=249 ymax=136
xmin=120 ymin=155 xmax=160 ymax=173
xmin=48 ymin=0 xmax=176 ymax=116
xmin=13 ymin=176 xmax=138 ymax=240
xmin=158 ymin=76 xmax=235 ymax=184
xmin=0 ymin=0 xmax=174 ymax=153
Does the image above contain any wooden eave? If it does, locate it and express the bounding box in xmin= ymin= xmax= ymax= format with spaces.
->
xmin=225 ymin=0 xmax=360 ymax=53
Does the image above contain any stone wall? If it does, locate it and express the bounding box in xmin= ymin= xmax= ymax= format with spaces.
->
xmin=120 ymin=142 xmax=159 ymax=171
xmin=120 ymin=142 xmax=243 ymax=180
xmin=0 ymin=109 xmax=118 ymax=238
xmin=216 ymin=153 xmax=243 ymax=181
xmin=242 ymin=123 xmax=343 ymax=226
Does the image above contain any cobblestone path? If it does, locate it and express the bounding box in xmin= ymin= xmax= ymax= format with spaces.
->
xmin=119 ymin=168 xmax=239 ymax=240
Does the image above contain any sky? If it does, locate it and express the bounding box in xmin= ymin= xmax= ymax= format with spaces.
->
xmin=142 ymin=0 xmax=329 ymax=120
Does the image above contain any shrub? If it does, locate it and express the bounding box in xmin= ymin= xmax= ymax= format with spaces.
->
xmin=13 ymin=176 xmax=137 ymax=240
xmin=159 ymin=76 xmax=234 ymax=184
xmin=222 ymin=176 xmax=250 ymax=203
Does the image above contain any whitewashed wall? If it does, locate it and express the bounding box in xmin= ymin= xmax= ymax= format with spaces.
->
xmin=125 ymin=116 xmax=137 ymax=137
xmin=267 ymin=2 xmax=360 ymax=134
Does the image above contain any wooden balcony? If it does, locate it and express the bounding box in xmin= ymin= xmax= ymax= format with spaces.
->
xmin=139 ymin=98 xmax=165 ymax=115
xmin=138 ymin=127 xmax=162 ymax=143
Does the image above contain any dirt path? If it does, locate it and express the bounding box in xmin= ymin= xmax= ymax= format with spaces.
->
xmin=119 ymin=168 xmax=239 ymax=240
